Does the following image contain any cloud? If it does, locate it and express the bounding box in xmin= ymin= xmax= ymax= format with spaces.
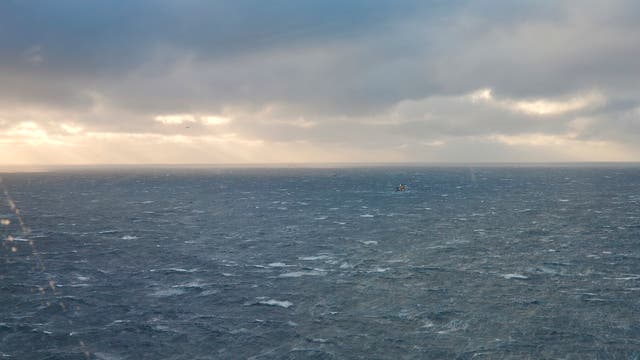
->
xmin=1 ymin=1 xmax=640 ymax=163
xmin=154 ymin=114 xmax=197 ymax=125
xmin=24 ymin=45 xmax=44 ymax=64
xmin=60 ymin=123 xmax=83 ymax=134
xmin=201 ymin=116 xmax=231 ymax=126
xmin=469 ymin=88 xmax=606 ymax=116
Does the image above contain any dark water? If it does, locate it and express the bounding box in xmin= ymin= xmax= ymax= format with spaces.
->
xmin=2 ymin=166 xmax=640 ymax=359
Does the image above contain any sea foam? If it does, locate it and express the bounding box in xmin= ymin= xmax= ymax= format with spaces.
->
xmin=278 ymin=270 xmax=326 ymax=278
xmin=257 ymin=299 xmax=293 ymax=308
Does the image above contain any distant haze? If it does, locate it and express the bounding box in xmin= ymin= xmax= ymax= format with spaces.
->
xmin=2 ymin=1 xmax=640 ymax=164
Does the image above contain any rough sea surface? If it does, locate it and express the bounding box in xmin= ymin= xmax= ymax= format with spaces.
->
xmin=2 ymin=166 xmax=640 ymax=359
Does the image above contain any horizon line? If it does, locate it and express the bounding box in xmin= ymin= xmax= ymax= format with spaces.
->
xmin=2 ymin=161 xmax=640 ymax=173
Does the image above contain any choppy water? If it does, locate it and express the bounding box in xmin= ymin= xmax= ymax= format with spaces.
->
xmin=2 ymin=166 xmax=640 ymax=359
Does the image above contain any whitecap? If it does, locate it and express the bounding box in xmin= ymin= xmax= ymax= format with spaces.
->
xmin=501 ymin=273 xmax=529 ymax=280
xmin=258 ymin=299 xmax=293 ymax=308
xmin=151 ymin=288 xmax=185 ymax=297
xmin=151 ymin=325 xmax=174 ymax=332
xmin=199 ymin=289 xmax=220 ymax=296
xmin=106 ymin=319 xmax=131 ymax=327
xmin=421 ymin=320 xmax=435 ymax=328
xmin=360 ymin=214 xmax=375 ymax=218
xmin=299 ymin=255 xmax=330 ymax=261
xmin=172 ymin=280 xmax=207 ymax=288
xmin=267 ymin=262 xmax=287 ymax=267
xmin=360 ymin=240 xmax=378 ymax=245
xmin=386 ymin=259 xmax=408 ymax=263
xmin=437 ymin=319 xmax=468 ymax=334
xmin=534 ymin=266 xmax=560 ymax=275
xmin=121 ymin=235 xmax=138 ymax=240
xmin=608 ymin=274 xmax=640 ymax=281
xmin=150 ymin=268 xmax=199 ymax=273
xmin=278 ymin=270 xmax=326 ymax=278
xmin=94 ymin=352 xmax=125 ymax=360
xmin=230 ymin=327 xmax=250 ymax=334
xmin=97 ymin=230 xmax=118 ymax=234
xmin=70 ymin=283 xmax=91 ymax=287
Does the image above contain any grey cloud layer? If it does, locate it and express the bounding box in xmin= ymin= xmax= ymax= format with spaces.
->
xmin=1 ymin=0 xmax=640 ymax=160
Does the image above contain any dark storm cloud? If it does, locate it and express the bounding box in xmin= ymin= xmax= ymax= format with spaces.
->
xmin=0 ymin=0 xmax=448 ymax=114
xmin=0 ymin=0 xmax=429 ymax=71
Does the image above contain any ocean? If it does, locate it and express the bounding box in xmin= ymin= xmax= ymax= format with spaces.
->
xmin=2 ymin=166 xmax=640 ymax=359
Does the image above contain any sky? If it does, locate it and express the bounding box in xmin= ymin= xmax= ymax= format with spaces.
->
xmin=1 ymin=0 xmax=640 ymax=164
